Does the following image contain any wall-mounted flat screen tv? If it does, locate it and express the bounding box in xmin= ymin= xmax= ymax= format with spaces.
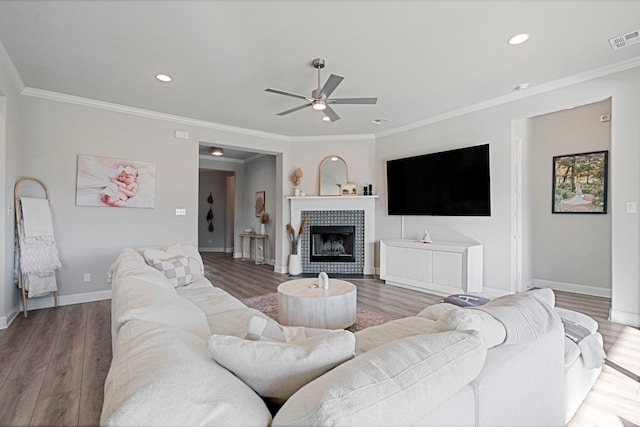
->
xmin=386 ymin=144 xmax=491 ymax=216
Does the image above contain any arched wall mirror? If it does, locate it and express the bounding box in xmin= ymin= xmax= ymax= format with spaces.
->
xmin=319 ymin=155 xmax=348 ymax=195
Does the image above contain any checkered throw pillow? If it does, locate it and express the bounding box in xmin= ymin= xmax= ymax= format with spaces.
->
xmin=151 ymin=256 xmax=193 ymax=287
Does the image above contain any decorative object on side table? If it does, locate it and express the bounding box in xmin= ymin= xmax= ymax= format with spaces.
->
xmin=286 ymin=217 xmax=307 ymax=275
xmin=206 ymin=193 xmax=214 ymax=232
xmin=290 ymin=167 xmax=303 ymax=196
xmin=259 ymin=212 xmax=269 ymax=235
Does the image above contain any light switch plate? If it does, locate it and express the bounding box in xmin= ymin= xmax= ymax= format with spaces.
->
xmin=176 ymin=208 xmax=186 ymax=216
xmin=625 ymin=201 xmax=637 ymax=213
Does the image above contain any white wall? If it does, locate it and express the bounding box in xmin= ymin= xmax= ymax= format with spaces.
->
xmin=243 ymin=155 xmax=277 ymax=263
xmin=376 ymin=66 xmax=640 ymax=327
xmin=0 ymin=59 xmax=25 ymax=326
xmin=528 ymin=99 xmax=611 ymax=296
xmin=289 ymin=137 xmax=376 ymax=197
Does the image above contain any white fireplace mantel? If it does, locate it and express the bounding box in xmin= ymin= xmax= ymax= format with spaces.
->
xmin=287 ymin=195 xmax=378 ymax=275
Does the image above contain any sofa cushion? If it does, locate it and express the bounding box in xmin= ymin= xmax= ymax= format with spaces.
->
xmin=272 ymin=330 xmax=487 ymax=427
xmin=354 ymin=316 xmax=447 ymax=356
xmin=416 ymin=302 xmax=459 ymax=321
xmin=441 ymin=307 xmax=506 ymax=348
xmin=208 ymin=329 xmax=355 ymax=403
xmin=109 ymin=248 xmax=174 ymax=292
xmin=177 ymin=286 xmax=247 ymax=316
xmin=150 ymin=255 xmax=194 ymax=287
xmin=475 ymin=288 xmax=560 ymax=345
xmin=113 ymin=273 xmax=210 ymax=340
xmin=101 ymin=320 xmax=271 ymax=427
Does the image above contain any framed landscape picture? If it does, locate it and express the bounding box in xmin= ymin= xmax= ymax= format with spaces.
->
xmin=552 ymin=150 xmax=608 ymax=214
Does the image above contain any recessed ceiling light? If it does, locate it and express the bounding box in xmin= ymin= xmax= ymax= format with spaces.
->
xmin=210 ymin=147 xmax=224 ymax=156
xmin=514 ymin=83 xmax=530 ymax=91
xmin=322 ymin=115 xmax=331 ymax=122
xmin=508 ymin=33 xmax=530 ymax=45
xmin=155 ymin=73 xmax=172 ymax=82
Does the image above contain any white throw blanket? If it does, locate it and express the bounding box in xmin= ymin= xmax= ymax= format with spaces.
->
xmin=17 ymin=197 xmax=61 ymax=298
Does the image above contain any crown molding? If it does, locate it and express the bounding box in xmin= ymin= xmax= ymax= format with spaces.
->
xmin=0 ymin=40 xmax=25 ymax=92
xmin=290 ymin=133 xmax=376 ymax=143
xmin=21 ymin=87 xmax=292 ymax=142
xmin=376 ymin=55 xmax=640 ymax=138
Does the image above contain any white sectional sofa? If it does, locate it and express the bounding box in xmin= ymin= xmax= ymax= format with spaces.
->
xmin=101 ymin=244 xmax=597 ymax=426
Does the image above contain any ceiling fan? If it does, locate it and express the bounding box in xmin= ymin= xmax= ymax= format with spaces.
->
xmin=265 ymin=58 xmax=377 ymax=122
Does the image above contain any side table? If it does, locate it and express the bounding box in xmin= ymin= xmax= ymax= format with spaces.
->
xmin=240 ymin=233 xmax=267 ymax=265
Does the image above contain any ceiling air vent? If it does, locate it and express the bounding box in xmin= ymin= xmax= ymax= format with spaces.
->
xmin=609 ymin=30 xmax=640 ymax=50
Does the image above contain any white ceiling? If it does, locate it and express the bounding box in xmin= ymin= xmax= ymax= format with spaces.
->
xmin=0 ymin=1 xmax=639 ymax=141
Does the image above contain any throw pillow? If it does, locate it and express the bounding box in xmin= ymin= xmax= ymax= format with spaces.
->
xmin=150 ymin=256 xmax=193 ymax=287
xmin=208 ymin=329 xmax=355 ymax=403
xmin=143 ymin=243 xmax=204 ymax=279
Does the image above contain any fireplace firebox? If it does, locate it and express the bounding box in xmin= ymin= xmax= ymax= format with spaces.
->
xmin=310 ymin=226 xmax=355 ymax=263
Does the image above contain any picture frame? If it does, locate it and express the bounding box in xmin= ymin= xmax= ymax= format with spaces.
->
xmin=75 ymin=154 xmax=156 ymax=208
xmin=255 ymin=191 xmax=265 ymax=217
xmin=552 ymin=150 xmax=608 ymax=214
xmin=339 ymin=182 xmax=358 ymax=196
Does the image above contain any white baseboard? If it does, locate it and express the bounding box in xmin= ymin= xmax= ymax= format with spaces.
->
xmin=0 ymin=308 xmax=20 ymax=330
xmin=532 ymin=279 xmax=611 ymax=298
xmin=0 ymin=290 xmax=112 ymax=329
xmin=609 ymin=309 xmax=640 ymax=328
xmin=198 ymin=247 xmax=226 ymax=253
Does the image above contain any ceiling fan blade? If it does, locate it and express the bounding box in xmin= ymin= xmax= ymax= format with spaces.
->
xmin=329 ymin=97 xmax=378 ymax=105
xmin=323 ymin=105 xmax=341 ymax=122
xmin=265 ymin=88 xmax=312 ymax=101
xmin=319 ymin=74 xmax=344 ymax=98
xmin=277 ymin=103 xmax=312 ymax=116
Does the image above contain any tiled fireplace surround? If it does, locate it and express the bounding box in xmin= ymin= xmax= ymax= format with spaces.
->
xmin=288 ymin=196 xmax=377 ymax=275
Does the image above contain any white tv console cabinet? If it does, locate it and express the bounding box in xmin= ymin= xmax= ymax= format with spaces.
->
xmin=379 ymin=240 xmax=483 ymax=296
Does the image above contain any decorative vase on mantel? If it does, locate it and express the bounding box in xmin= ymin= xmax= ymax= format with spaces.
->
xmin=288 ymin=254 xmax=302 ymax=276
xmin=293 ymin=186 xmax=301 ymax=197
xmin=259 ymin=223 xmax=266 ymax=235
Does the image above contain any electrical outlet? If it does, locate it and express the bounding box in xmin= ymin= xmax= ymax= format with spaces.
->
xmin=83 ymin=273 xmax=91 ymax=282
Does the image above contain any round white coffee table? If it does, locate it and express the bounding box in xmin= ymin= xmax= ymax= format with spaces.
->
xmin=277 ymin=278 xmax=357 ymax=329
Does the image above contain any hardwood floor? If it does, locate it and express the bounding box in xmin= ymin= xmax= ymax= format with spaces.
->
xmin=0 ymin=252 xmax=637 ymax=426
xmin=0 ymin=300 xmax=111 ymax=427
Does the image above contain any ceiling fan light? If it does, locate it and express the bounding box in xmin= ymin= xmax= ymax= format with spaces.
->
xmin=312 ymin=100 xmax=327 ymax=111
xmin=210 ymin=147 xmax=224 ymax=156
